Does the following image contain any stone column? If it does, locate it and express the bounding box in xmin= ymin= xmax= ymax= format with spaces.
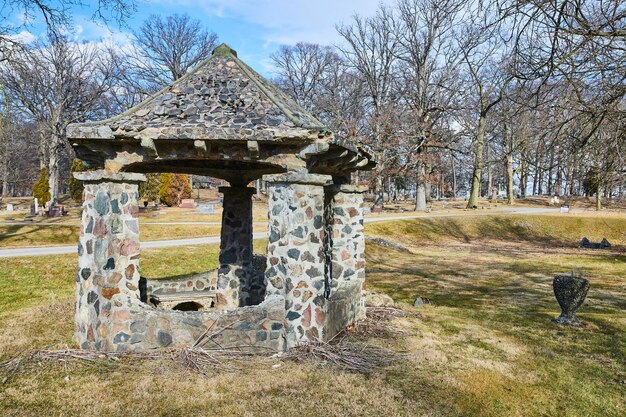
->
xmin=325 ymin=185 xmax=367 ymax=328
xmin=264 ymin=173 xmax=332 ymax=346
xmin=217 ymin=186 xmax=255 ymax=308
xmin=74 ymin=171 xmax=145 ymax=350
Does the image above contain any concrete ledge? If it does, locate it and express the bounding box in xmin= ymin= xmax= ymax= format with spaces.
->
xmin=263 ymin=172 xmax=332 ymax=186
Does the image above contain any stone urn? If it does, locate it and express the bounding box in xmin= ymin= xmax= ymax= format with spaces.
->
xmin=552 ymin=275 xmax=589 ymax=326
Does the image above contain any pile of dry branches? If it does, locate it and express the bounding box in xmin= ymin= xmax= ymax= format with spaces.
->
xmin=281 ymin=339 xmax=401 ymax=374
xmin=0 ymin=347 xmax=255 ymax=381
xmin=1 ymin=308 xmax=413 ymax=379
xmin=351 ymin=306 xmax=417 ymax=339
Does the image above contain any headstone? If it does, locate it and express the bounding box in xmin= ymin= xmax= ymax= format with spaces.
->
xmin=552 ymin=275 xmax=589 ymax=326
xmin=30 ymin=203 xmax=36 ymax=216
xmin=47 ymin=205 xmax=65 ymax=217
xmin=179 ymin=198 xmax=197 ymax=208
xmin=372 ymin=205 xmax=383 ymax=213
xmin=550 ymin=195 xmax=560 ymax=205
xmin=196 ymin=203 xmax=214 ymax=214
xmin=34 ymin=198 xmax=39 ymax=213
xmin=5 ymin=203 xmax=13 ymax=212
xmin=560 ymin=204 xmax=569 ymax=213
xmin=579 ymin=237 xmax=611 ymax=249
xmin=413 ymin=297 xmax=424 ymax=308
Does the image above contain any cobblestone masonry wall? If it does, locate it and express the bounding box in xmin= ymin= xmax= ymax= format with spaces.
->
xmin=105 ymin=294 xmax=286 ymax=352
xmin=264 ymin=173 xmax=332 ymax=346
xmin=75 ymin=172 xmax=286 ymax=352
xmin=217 ymin=186 xmax=255 ymax=308
xmin=75 ymin=174 xmax=144 ymax=350
xmin=326 ymin=185 xmax=367 ymax=321
xmin=147 ymin=270 xmax=217 ymax=297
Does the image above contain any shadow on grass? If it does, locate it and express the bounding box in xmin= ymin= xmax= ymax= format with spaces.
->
xmin=365 ymin=239 xmax=626 ymax=358
xmin=0 ymin=224 xmax=77 ymax=246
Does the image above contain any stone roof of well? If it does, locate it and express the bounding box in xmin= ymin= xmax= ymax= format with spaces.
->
xmin=68 ymin=44 xmax=329 ymax=143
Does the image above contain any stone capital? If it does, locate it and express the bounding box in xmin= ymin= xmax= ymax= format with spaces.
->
xmin=73 ymin=170 xmax=146 ymax=184
xmin=263 ymin=172 xmax=332 ymax=186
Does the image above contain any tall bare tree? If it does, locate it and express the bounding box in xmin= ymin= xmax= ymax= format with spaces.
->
xmin=1 ymin=36 xmax=120 ymax=200
xmin=131 ymin=13 xmax=218 ymax=92
xmin=394 ymin=0 xmax=466 ymax=210
xmin=271 ymin=42 xmax=338 ymax=112
xmin=336 ymin=5 xmax=400 ymax=205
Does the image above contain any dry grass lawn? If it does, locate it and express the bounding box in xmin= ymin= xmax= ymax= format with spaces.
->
xmin=0 ymin=213 xmax=624 ymax=416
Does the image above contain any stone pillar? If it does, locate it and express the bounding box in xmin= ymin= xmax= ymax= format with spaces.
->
xmin=325 ymin=185 xmax=367 ymax=327
xmin=264 ymin=173 xmax=332 ymax=346
xmin=74 ymin=171 xmax=145 ymax=350
xmin=217 ymin=186 xmax=255 ymax=308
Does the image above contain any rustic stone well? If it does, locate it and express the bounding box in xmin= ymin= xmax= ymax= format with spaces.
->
xmin=68 ymin=43 xmax=375 ymax=352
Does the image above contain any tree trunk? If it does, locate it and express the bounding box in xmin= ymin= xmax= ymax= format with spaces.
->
xmin=520 ymin=158 xmax=528 ymax=198
xmin=1 ymin=171 xmax=9 ymax=198
xmin=450 ymin=152 xmax=457 ymax=198
xmin=374 ymin=176 xmax=384 ymax=206
xmin=467 ymin=115 xmax=486 ymax=208
xmin=47 ymin=133 xmax=63 ymax=202
xmin=486 ymin=143 xmax=492 ymax=198
xmin=506 ymin=153 xmax=514 ymax=204
xmin=414 ymin=163 xmax=427 ymax=211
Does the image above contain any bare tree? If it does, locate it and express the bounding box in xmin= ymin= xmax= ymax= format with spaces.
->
xmin=1 ymin=36 xmax=120 ymax=200
xmin=271 ymin=42 xmax=338 ymax=112
xmin=457 ymin=13 xmax=513 ymax=208
xmin=1 ymin=0 xmax=136 ymax=62
xmin=131 ymin=13 xmax=218 ymax=92
xmin=336 ymin=5 xmax=400 ymax=205
xmin=393 ymin=0 xmax=466 ymax=210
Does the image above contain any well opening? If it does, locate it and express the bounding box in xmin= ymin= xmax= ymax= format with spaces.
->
xmin=173 ymin=301 xmax=206 ymax=311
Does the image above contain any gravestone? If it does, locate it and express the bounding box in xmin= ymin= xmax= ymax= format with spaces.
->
xmin=47 ymin=205 xmax=65 ymax=217
xmin=5 ymin=203 xmax=13 ymax=212
xmin=553 ymin=274 xmax=589 ymax=326
xmin=580 ymin=237 xmax=611 ymax=249
xmin=196 ymin=203 xmax=214 ymax=214
xmin=179 ymin=198 xmax=197 ymax=208
xmin=560 ymin=204 xmax=569 ymax=213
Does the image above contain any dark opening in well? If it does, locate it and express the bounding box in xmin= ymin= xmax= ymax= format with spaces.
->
xmin=172 ymin=301 xmax=204 ymax=311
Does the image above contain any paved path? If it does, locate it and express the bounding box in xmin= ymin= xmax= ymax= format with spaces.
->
xmin=0 ymin=207 xmax=559 ymax=258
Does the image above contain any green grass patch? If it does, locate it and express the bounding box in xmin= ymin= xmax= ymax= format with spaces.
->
xmin=366 ymin=213 xmax=626 ymax=246
xmin=1 ymin=214 xmax=625 ymax=416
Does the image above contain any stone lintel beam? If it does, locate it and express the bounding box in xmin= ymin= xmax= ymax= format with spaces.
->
xmin=263 ymin=172 xmax=333 ymax=186
xmin=74 ymin=170 xmax=146 ymax=184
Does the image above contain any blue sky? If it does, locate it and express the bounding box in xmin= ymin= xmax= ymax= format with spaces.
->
xmin=10 ymin=0 xmax=389 ymax=77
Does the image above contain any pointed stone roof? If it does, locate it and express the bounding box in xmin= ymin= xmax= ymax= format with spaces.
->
xmin=68 ymin=44 xmax=328 ymax=143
